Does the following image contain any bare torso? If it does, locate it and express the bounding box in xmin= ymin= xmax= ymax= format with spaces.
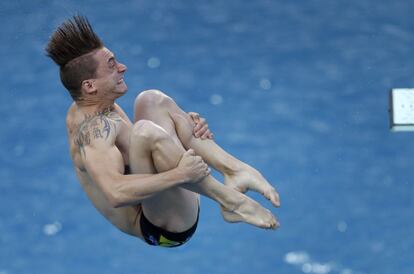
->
xmin=66 ymin=102 xmax=142 ymax=236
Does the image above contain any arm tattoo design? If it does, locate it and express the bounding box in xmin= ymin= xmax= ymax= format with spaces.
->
xmin=75 ymin=109 xmax=122 ymax=157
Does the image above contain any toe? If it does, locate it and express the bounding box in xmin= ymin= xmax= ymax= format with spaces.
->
xmin=269 ymin=190 xmax=280 ymax=207
xmin=263 ymin=189 xmax=280 ymax=207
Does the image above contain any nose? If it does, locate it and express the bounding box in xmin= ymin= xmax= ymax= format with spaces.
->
xmin=118 ymin=62 xmax=127 ymax=73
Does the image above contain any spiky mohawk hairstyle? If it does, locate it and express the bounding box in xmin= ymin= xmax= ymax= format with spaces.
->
xmin=45 ymin=15 xmax=104 ymax=101
xmin=46 ymin=15 xmax=103 ymax=67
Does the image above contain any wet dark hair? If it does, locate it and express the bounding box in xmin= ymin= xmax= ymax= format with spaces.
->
xmin=45 ymin=15 xmax=104 ymax=101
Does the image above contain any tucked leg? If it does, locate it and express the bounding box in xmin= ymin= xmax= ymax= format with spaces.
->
xmin=129 ymin=120 xmax=278 ymax=230
xmin=134 ymin=89 xmax=280 ymax=207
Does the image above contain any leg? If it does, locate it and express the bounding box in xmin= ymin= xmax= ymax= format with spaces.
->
xmin=128 ymin=120 xmax=198 ymax=233
xmin=129 ymin=120 xmax=278 ymax=230
xmin=134 ymin=89 xmax=280 ymax=207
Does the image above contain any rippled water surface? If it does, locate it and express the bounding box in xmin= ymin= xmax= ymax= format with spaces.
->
xmin=1 ymin=1 xmax=413 ymax=274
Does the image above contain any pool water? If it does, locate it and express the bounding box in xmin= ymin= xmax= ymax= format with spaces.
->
xmin=1 ymin=1 xmax=413 ymax=273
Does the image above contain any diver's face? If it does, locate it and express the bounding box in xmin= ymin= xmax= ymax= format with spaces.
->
xmin=93 ymin=47 xmax=128 ymax=98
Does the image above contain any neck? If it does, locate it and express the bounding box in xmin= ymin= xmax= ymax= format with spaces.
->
xmin=75 ymin=99 xmax=115 ymax=118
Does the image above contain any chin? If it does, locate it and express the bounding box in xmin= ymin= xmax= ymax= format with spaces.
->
xmin=116 ymin=84 xmax=128 ymax=94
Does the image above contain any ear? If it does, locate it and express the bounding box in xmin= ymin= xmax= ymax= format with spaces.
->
xmin=81 ymin=79 xmax=97 ymax=95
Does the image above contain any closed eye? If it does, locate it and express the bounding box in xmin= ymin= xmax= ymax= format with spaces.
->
xmin=108 ymin=57 xmax=116 ymax=68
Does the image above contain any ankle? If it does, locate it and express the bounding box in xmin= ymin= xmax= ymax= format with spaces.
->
xmin=221 ymin=159 xmax=245 ymax=176
xmin=221 ymin=191 xmax=243 ymax=212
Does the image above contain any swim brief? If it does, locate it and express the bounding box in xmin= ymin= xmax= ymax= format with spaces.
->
xmin=124 ymin=165 xmax=131 ymax=175
xmin=125 ymin=164 xmax=199 ymax=247
xmin=140 ymin=207 xmax=199 ymax=248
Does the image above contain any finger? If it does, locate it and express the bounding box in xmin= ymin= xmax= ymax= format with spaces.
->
xmin=201 ymin=129 xmax=211 ymax=140
xmin=193 ymin=118 xmax=206 ymax=134
xmin=202 ymin=165 xmax=210 ymax=175
xmin=208 ymin=133 xmax=214 ymax=140
xmin=189 ymin=112 xmax=200 ymax=122
xmin=195 ymin=124 xmax=209 ymax=138
xmin=199 ymin=118 xmax=206 ymax=127
xmin=193 ymin=123 xmax=202 ymax=135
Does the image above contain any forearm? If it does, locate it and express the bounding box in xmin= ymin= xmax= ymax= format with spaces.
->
xmin=107 ymin=168 xmax=187 ymax=208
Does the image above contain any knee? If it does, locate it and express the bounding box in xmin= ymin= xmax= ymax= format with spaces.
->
xmin=134 ymin=89 xmax=174 ymax=111
xmin=131 ymin=120 xmax=168 ymax=144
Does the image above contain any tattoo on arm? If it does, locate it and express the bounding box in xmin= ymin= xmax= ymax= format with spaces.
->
xmin=75 ymin=111 xmax=122 ymax=157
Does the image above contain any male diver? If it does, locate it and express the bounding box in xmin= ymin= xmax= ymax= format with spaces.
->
xmin=45 ymin=15 xmax=280 ymax=248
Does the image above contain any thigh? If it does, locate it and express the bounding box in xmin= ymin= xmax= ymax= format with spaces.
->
xmin=128 ymin=121 xmax=199 ymax=233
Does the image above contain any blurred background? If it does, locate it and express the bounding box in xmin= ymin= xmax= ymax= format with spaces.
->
xmin=0 ymin=0 xmax=413 ymax=273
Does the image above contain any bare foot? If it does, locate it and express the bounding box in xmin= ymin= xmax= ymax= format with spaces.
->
xmin=221 ymin=192 xmax=279 ymax=229
xmin=224 ymin=163 xmax=280 ymax=207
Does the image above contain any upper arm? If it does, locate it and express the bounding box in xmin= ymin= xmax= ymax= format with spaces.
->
xmin=83 ymin=140 xmax=124 ymax=186
xmin=76 ymin=115 xmax=125 ymax=205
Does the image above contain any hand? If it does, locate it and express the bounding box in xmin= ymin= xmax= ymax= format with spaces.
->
xmin=188 ymin=112 xmax=214 ymax=140
xmin=177 ymin=149 xmax=210 ymax=183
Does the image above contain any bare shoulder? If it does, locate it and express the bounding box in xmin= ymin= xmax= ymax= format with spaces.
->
xmin=75 ymin=111 xmax=121 ymax=152
xmin=113 ymin=103 xmax=133 ymax=126
xmin=67 ymin=105 xmax=121 ymax=157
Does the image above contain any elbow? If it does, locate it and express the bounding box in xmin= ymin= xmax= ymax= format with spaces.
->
xmin=107 ymin=191 xmax=124 ymax=208
xmin=101 ymin=175 xmax=147 ymax=208
xmin=98 ymin=174 xmax=129 ymax=208
xmin=104 ymin=183 xmax=127 ymax=208
xmin=110 ymin=198 xmax=124 ymax=209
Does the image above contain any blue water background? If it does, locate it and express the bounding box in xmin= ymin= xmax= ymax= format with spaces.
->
xmin=0 ymin=1 xmax=413 ymax=273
